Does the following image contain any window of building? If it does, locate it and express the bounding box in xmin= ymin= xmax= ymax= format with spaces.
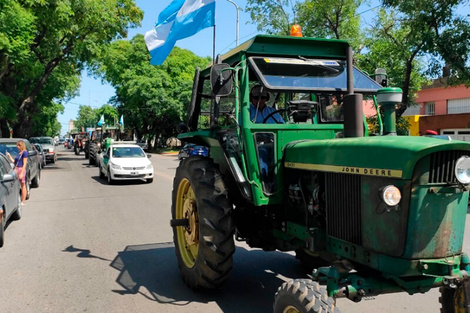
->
xmin=447 ymin=98 xmax=470 ymax=114
xmin=425 ymin=102 xmax=435 ymax=115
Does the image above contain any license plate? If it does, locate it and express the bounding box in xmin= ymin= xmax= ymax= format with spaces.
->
xmin=130 ymin=171 xmax=138 ymax=175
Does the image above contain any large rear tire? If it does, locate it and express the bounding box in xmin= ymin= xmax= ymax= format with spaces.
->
xmin=440 ymin=282 xmax=470 ymax=313
xmin=171 ymin=157 xmax=235 ymax=289
xmin=274 ymin=279 xmax=339 ymax=313
xmin=31 ymin=168 xmax=40 ymax=188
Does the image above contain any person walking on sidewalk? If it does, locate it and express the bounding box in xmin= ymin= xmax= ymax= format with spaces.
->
xmin=6 ymin=140 xmax=28 ymax=205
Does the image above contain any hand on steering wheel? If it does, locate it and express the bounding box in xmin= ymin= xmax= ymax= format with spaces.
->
xmin=262 ymin=109 xmax=285 ymax=124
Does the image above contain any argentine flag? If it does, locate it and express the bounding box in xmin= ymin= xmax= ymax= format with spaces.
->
xmin=97 ymin=115 xmax=105 ymax=126
xmin=145 ymin=0 xmax=215 ymax=65
xmin=119 ymin=115 xmax=124 ymax=126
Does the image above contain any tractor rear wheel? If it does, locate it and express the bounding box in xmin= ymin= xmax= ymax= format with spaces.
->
xmin=440 ymin=282 xmax=470 ymax=313
xmin=274 ymin=279 xmax=339 ymax=313
xmin=171 ymin=157 xmax=235 ymax=289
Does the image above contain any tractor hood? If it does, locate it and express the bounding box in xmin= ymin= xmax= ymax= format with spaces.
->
xmin=284 ymin=136 xmax=470 ymax=180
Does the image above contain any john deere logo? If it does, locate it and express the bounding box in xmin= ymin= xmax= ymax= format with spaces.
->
xmin=285 ymin=162 xmax=402 ymax=178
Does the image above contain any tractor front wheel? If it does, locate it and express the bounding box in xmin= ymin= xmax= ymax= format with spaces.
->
xmin=440 ymin=282 xmax=470 ymax=313
xmin=171 ymin=157 xmax=235 ymax=289
xmin=274 ymin=279 xmax=339 ymax=313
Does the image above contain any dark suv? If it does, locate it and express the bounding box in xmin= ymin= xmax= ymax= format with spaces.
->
xmin=0 ymin=138 xmax=41 ymax=199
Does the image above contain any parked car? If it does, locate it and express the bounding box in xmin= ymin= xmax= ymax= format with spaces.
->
xmin=29 ymin=137 xmax=57 ymax=163
xmin=98 ymin=143 xmax=154 ymax=184
xmin=177 ymin=143 xmax=209 ymax=160
xmin=33 ymin=143 xmax=47 ymax=168
xmin=0 ymin=152 xmax=22 ymax=247
xmin=0 ymin=138 xmax=41 ymax=199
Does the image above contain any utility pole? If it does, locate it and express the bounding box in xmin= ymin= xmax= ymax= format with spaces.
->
xmin=226 ymin=0 xmax=240 ymax=46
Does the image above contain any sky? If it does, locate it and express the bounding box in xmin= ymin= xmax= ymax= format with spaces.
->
xmin=58 ymin=0 xmax=259 ymax=135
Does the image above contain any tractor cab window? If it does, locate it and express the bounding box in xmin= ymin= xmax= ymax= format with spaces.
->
xmin=248 ymin=56 xmax=382 ymax=93
xmin=254 ymin=132 xmax=276 ymax=194
xmin=318 ymin=94 xmax=344 ymax=122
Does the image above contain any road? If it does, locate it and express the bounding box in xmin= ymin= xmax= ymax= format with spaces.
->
xmin=0 ymin=146 xmax=469 ymax=312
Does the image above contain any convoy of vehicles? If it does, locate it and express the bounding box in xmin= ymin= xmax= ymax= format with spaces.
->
xmin=170 ymin=35 xmax=470 ymax=312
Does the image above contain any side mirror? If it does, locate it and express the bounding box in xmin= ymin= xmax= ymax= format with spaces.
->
xmin=147 ymin=154 xmax=152 ymax=158
xmin=176 ymin=122 xmax=189 ymax=134
xmin=210 ymin=63 xmax=233 ymax=97
xmin=2 ymin=173 xmax=15 ymax=183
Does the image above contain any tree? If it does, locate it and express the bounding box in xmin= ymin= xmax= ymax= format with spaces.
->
xmin=94 ymin=34 xmax=211 ymax=148
xmin=0 ymin=0 xmax=143 ymax=137
xmin=297 ymin=0 xmax=363 ymax=49
xmin=356 ymin=8 xmax=428 ymax=113
xmin=377 ymin=0 xmax=470 ymax=114
xmin=30 ymin=102 xmax=64 ymax=137
xmin=74 ymin=105 xmax=97 ymax=131
xmin=245 ymin=0 xmax=294 ymax=35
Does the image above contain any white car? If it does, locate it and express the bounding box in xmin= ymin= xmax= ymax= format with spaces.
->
xmin=98 ymin=144 xmax=154 ymax=184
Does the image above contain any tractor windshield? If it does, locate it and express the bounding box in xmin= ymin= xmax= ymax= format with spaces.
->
xmin=248 ymin=56 xmax=382 ymax=93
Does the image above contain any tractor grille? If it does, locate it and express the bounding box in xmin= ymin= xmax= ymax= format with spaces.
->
xmin=429 ymin=150 xmax=468 ymax=184
xmin=326 ymin=173 xmax=362 ymax=245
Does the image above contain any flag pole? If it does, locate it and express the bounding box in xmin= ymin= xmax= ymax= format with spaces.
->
xmin=212 ymin=25 xmax=216 ymax=64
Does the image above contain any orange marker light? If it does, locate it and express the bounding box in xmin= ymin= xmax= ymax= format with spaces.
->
xmin=290 ymin=24 xmax=302 ymax=37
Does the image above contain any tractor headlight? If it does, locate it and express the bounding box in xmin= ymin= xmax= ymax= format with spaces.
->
xmin=381 ymin=185 xmax=401 ymax=206
xmin=455 ymin=156 xmax=470 ymax=184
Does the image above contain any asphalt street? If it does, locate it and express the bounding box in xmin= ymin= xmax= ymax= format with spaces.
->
xmin=0 ymin=146 xmax=469 ymax=312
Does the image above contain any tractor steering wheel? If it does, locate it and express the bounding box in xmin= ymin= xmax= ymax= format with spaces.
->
xmin=262 ymin=109 xmax=285 ymax=124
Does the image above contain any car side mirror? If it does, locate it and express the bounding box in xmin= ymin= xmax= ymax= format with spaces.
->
xmin=147 ymin=154 xmax=152 ymax=158
xmin=2 ymin=173 xmax=15 ymax=183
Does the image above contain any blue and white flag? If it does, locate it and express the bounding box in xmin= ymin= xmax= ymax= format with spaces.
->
xmin=145 ymin=0 xmax=216 ymax=65
xmin=119 ymin=115 xmax=124 ymax=126
xmin=97 ymin=114 xmax=105 ymax=126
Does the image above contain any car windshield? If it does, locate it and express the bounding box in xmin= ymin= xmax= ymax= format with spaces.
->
xmin=30 ymin=138 xmax=53 ymax=144
xmin=248 ymin=56 xmax=382 ymax=92
xmin=112 ymin=147 xmax=146 ymax=158
xmin=0 ymin=143 xmax=19 ymax=157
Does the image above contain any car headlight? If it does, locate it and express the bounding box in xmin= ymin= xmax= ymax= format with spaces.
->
xmin=146 ymin=164 xmax=153 ymax=170
xmin=110 ymin=162 xmax=122 ymax=170
xmin=381 ymin=185 xmax=401 ymax=206
xmin=455 ymin=156 xmax=470 ymax=184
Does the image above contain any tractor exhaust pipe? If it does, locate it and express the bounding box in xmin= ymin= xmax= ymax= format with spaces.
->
xmin=344 ymin=46 xmax=364 ymax=138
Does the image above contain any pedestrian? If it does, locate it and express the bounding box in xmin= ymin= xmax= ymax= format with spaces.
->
xmin=5 ymin=140 xmax=28 ymax=205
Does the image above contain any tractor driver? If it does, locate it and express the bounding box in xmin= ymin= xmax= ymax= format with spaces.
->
xmin=250 ymin=85 xmax=284 ymax=124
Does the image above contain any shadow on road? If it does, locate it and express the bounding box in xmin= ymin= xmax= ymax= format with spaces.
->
xmin=109 ymin=242 xmax=305 ymax=312
xmin=63 ymin=245 xmax=111 ymax=261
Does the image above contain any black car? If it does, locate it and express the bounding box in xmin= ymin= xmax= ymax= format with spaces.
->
xmin=0 ymin=138 xmax=41 ymax=199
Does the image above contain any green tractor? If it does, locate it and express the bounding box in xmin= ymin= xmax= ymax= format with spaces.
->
xmin=170 ymin=35 xmax=470 ymax=312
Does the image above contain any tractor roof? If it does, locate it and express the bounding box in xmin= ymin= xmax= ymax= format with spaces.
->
xmin=203 ymin=35 xmax=350 ymax=75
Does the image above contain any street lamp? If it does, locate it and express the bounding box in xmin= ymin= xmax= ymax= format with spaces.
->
xmin=226 ymin=0 xmax=240 ymax=46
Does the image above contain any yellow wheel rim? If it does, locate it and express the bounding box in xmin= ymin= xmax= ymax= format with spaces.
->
xmin=283 ymin=306 xmax=301 ymax=313
xmin=455 ymin=285 xmax=466 ymax=313
xmin=176 ymin=178 xmax=199 ymax=268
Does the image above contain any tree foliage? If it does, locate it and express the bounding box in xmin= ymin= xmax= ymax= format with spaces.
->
xmin=0 ymin=0 xmax=143 ymax=138
xmin=94 ymin=34 xmax=211 ymax=147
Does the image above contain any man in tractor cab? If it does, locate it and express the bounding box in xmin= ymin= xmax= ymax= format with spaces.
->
xmin=249 ymin=85 xmax=284 ymax=124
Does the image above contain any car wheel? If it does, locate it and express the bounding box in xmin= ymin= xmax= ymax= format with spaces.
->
xmin=146 ymin=178 xmax=153 ymax=183
xmin=107 ymin=167 xmax=114 ymax=185
xmin=11 ymin=194 xmax=22 ymax=221
xmin=31 ymin=167 xmax=40 ymax=188
xmin=25 ymin=174 xmax=31 ymax=200
xmin=0 ymin=209 xmax=5 ymax=248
